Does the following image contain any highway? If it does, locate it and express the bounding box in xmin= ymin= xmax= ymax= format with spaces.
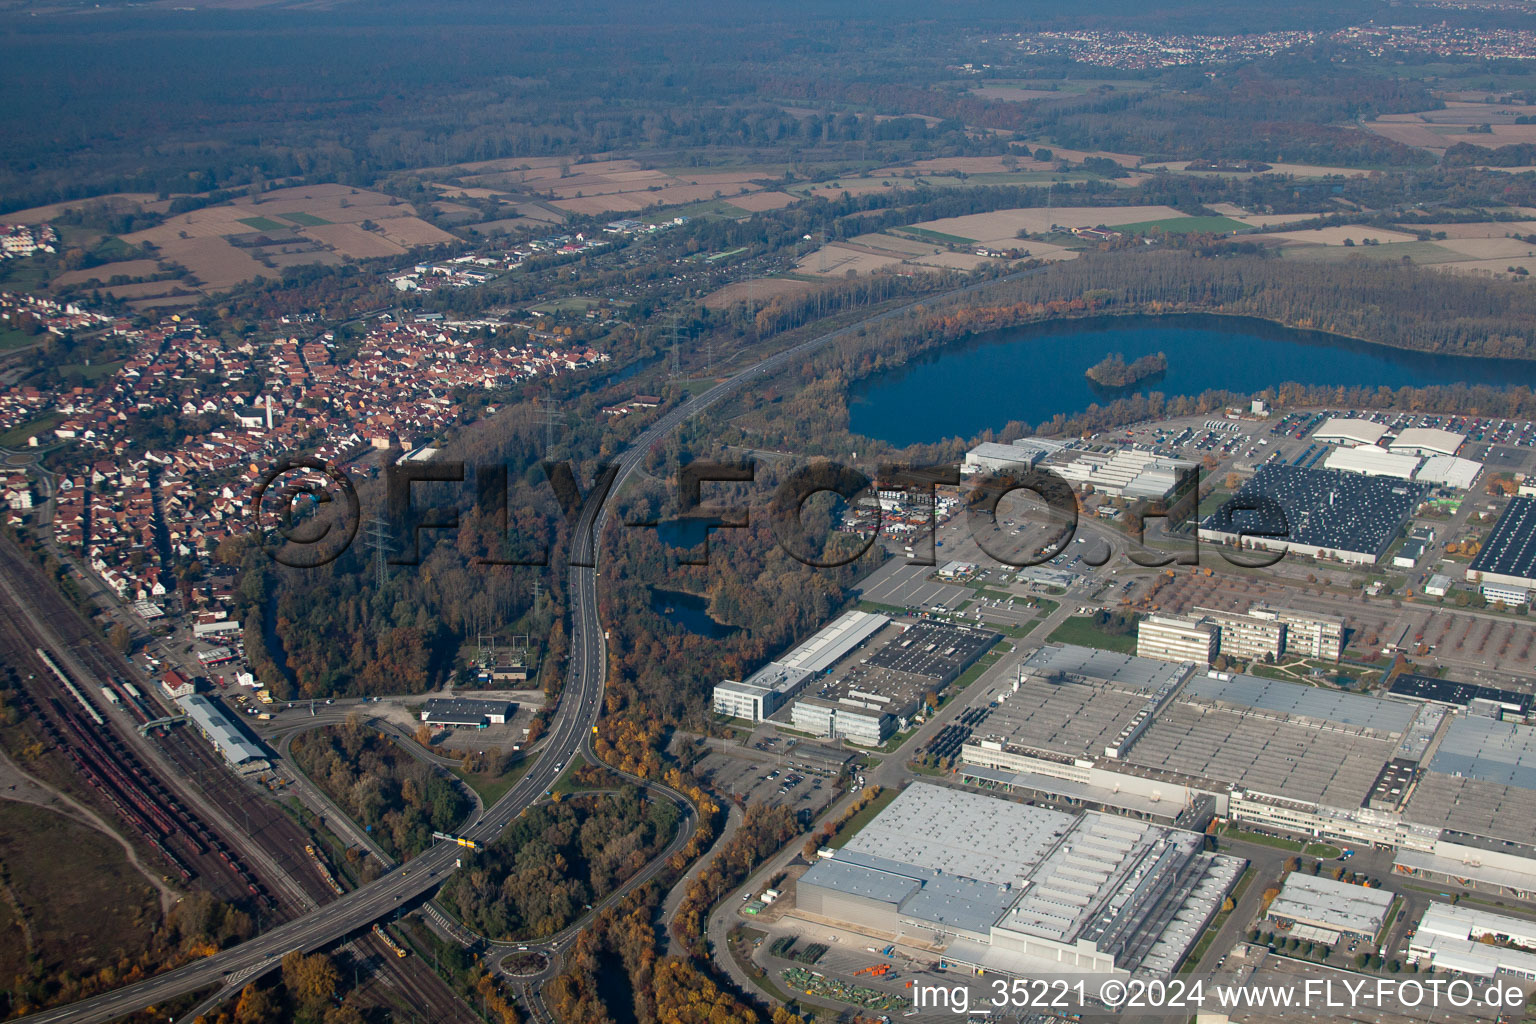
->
xmin=15 ymin=274 xmax=1029 ymax=1024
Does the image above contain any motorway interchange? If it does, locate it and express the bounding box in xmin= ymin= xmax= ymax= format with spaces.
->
xmin=10 ymin=273 xmax=1030 ymax=1024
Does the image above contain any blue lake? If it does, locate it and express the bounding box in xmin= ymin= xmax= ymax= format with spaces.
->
xmin=848 ymin=314 xmax=1536 ymax=447
xmin=650 ymin=588 xmax=736 ymax=638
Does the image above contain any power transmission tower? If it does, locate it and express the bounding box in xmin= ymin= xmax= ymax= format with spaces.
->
xmin=533 ymin=398 xmax=563 ymax=459
xmin=530 ymin=580 xmax=544 ymax=613
xmin=363 ymin=515 xmax=394 ymax=588
xmin=667 ymin=314 xmax=683 ymax=378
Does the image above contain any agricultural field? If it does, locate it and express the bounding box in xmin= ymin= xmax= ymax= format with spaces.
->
xmin=906 ymin=204 xmax=1187 ymax=245
xmin=1263 ymin=225 xmax=1422 ymax=246
xmin=1116 ymin=215 xmax=1250 ymax=235
xmin=1141 ymin=160 xmax=1378 ymax=179
xmin=701 ymin=277 xmax=820 ymax=310
xmin=120 ymin=182 xmax=456 ymax=292
xmin=49 ymin=259 xmax=166 ymax=287
xmin=421 ymin=154 xmax=789 ymax=219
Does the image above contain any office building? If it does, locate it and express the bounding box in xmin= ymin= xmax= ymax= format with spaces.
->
xmin=1137 ymin=614 xmax=1218 ymax=665
xmin=1194 ymin=606 xmax=1285 ymax=662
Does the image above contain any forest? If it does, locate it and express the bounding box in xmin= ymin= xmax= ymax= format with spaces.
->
xmin=0 ymin=892 xmax=252 ymax=1020
xmin=289 ymin=719 xmax=471 ymax=860
xmin=0 ymin=0 xmax=1504 ymax=213
xmin=438 ymin=787 xmax=680 ymax=940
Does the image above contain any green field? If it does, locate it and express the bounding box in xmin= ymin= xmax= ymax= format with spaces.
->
xmin=278 ymin=211 xmax=330 ymax=226
xmin=1047 ymin=615 xmax=1137 ymax=654
xmin=0 ymin=413 xmax=63 ymax=448
xmin=896 ymin=225 xmax=977 ymax=246
xmin=0 ymin=325 xmax=44 ymax=351
xmin=57 ymin=360 xmax=125 ymax=382
xmin=237 ymin=216 xmax=289 ymax=232
xmin=1198 ymin=490 xmax=1233 ymax=518
xmin=1115 ymin=216 xmax=1249 ymax=235
xmin=454 ymin=752 xmax=537 ymax=805
xmin=1278 ymin=240 xmax=1465 ymax=265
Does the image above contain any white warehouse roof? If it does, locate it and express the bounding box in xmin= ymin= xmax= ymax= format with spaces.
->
xmin=1417 ymin=900 xmax=1536 ymax=948
xmin=1266 ymin=873 xmax=1393 ymax=937
xmin=1314 ymin=417 xmax=1388 ymax=446
xmin=1389 ymin=427 xmax=1466 ymax=457
xmin=1414 ymin=455 xmax=1481 ymax=490
xmin=1323 ymin=444 xmax=1422 ymax=481
xmin=779 ymin=609 xmax=889 ymax=674
xmin=176 ymin=694 xmax=267 ymax=767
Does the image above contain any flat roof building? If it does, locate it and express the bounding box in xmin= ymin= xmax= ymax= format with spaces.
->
xmin=1409 ymin=902 xmax=1536 ymax=979
xmin=1314 ymin=417 xmax=1388 ymax=446
xmin=1051 ymin=448 xmax=1197 ymax=501
xmin=420 ymin=697 xmax=514 ymax=728
xmin=1249 ymin=605 xmax=1346 ymax=661
xmin=1265 ymin=873 xmax=1394 ymax=943
xmin=788 ymin=619 xmax=997 ymax=745
xmin=713 ymin=664 xmax=812 ymax=723
xmin=1415 ymin=454 xmax=1482 ymax=491
xmin=176 ymin=694 xmax=267 ymax=774
xmin=1194 ymin=606 xmax=1285 ymax=662
xmin=962 ymin=438 xmax=1067 ymax=476
xmin=1324 ymin=444 xmax=1422 ymax=481
xmin=1201 ymin=464 xmax=1425 ymax=565
xmin=1466 ymin=497 xmax=1536 ymax=605
xmin=1137 ymin=614 xmax=1218 ymax=665
xmin=1388 ymin=674 xmax=1530 ymax=718
xmin=713 ymin=610 xmax=889 ymax=722
xmin=794 ymin=783 xmax=1242 ymax=977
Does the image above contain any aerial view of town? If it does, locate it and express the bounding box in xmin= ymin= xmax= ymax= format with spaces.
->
xmin=14 ymin=1 xmax=1536 ymax=1023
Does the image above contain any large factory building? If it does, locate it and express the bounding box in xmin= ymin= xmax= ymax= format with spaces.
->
xmin=795 ymin=784 xmax=1243 ymax=976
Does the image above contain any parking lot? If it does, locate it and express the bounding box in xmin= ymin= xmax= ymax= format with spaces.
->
xmin=695 ymin=750 xmax=841 ymax=817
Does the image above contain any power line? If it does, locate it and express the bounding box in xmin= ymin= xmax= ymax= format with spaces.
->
xmin=533 ymin=398 xmax=564 ymax=459
xmin=363 ymin=515 xmax=394 ymax=589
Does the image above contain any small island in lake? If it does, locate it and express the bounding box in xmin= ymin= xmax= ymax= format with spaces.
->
xmin=1085 ymin=351 xmax=1168 ymax=387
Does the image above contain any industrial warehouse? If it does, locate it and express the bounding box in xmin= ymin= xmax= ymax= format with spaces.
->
xmin=1200 ymin=464 xmax=1425 ymax=564
xmin=1466 ymin=496 xmax=1536 ymax=606
xmin=419 ymin=697 xmax=515 ymax=729
xmin=1408 ymin=903 xmax=1536 ymax=979
xmin=950 ymin=644 xmax=1536 ymax=902
xmin=1264 ymin=873 xmax=1395 ymax=944
xmin=793 ymin=784 xmax=1244 ymax=977
xmin=786 ymin=618 xmax=999 ymax=744
xmin=712 ymin=609 xmax=890 ymax=723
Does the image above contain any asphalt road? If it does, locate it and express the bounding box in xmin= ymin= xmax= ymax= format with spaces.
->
xmin=18 ymin=274 xmax=1048 ymax=1024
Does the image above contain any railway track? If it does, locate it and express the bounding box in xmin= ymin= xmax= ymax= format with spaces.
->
xmin=0 ymin=618 xmax=274 ymax=906
xmin=0 ymin=537 xmax=327 ymax=916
